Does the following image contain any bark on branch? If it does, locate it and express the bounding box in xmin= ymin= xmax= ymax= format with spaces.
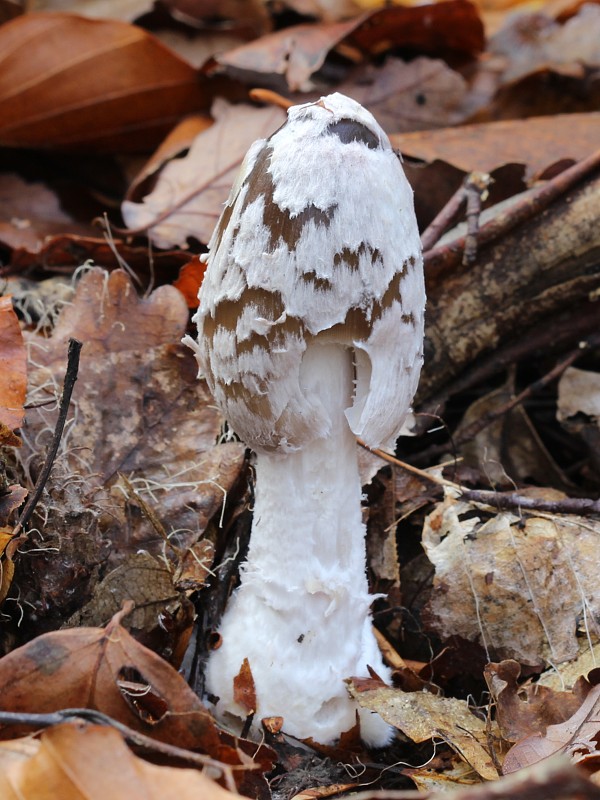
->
xmin=418 ymin=171 xmax=600 ymax=403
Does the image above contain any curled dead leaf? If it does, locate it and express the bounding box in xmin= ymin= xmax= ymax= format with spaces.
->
xmin=215 ymin=1 xmax=484 ymax=91
xmin=122 ymin=100 xmax=286 ymax=248
xmin=393 ymin=112 xmax=600 ymax=183
xmin=347 ymin=679 xmax=499 ymax=780
xmin=0 ymin=607 xmax=221 ymax=754
xmin=0 ymin=722 xmax=238 ymax=800
xmin=503 ymin=684 xmax=600 ymax=774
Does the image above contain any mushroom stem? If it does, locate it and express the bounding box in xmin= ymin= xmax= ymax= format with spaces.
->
xmin=205 ymin=342 xmax=392 ymax=745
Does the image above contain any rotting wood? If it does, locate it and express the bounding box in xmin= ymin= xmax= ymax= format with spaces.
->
xmin=419 ymin=171 xmax=600 ymax=402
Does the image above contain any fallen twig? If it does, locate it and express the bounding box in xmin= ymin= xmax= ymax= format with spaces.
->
xmin=424 ymin=146 xmax=600 ymax=281
xmin=11 ymin=338 xmax=82 ymax=539
xmin=358 ymin=440 xmax=600 ymax=517
xmin=463 ymin=172 xmax=492 ymax=266
xmin=460 ymin=490 xmax=600 ymax=516
xmin=420 ymin=181 xmax=466 ymax=251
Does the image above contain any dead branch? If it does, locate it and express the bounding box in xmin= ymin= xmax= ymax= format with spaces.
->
xmin=414 ymin=335 xmax=598 ymax=463
xmin=420 ymin=181 xmax=466 ymax=251
xmin=460 ymin=490 xmax=600 ymax=516
xmin=419 ymin=168 xmax=600 ymax=401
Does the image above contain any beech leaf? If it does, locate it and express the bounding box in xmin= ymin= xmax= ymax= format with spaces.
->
xmin=0 ymin=723 xmax=238 ymax=800
xmin=0 ymin=12 xmax=210 ymax=152
xmin=0 ymin=607 xmax=221 ymax=754
xmin=392 ymin=112 xmax=600 ymax=182
xmin=503 ymin=684 xmax=600 ymax=773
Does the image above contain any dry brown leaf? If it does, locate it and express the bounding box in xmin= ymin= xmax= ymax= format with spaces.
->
xmin=13 ymin=268 xmax=245 ymax=635
xmin=491 ymin=5 xmax=600 ymax=85
xmin=42 ymin=267 xmax=189 ymax=361
xmin=215 ymin=1 xmax=484 ymax=91
xmin=424 ymin=756 xmax=600 ymax=799
xmin=290 ymin=784 xmax=359 ymax=800
xmin=64 ymin=552 xmax=191 ymax=632
xmin=422 ymin=491 xmax=600 ymax=666
xmin=5 ymin=231 xmax=191 ymax=274
xmin=558 ymin=367 xmax=600 ymax=427
xmin=0 ymin=296 xmax=26 ymax=432
xmin=404 ymin=756 xmax=483 ymax=792
xmin=347 ymin=679 xmax=499 ymax=780
xmin=0 ymin=174 xmax=93 ymax=256
xmin=0 ymin=527 xmax=15 ymax=605
xmin=121 ymin=100 xmax=286 ymax=248
xmin=0 ymin=722 xmax=237 ymax=800
xmin=35 ymin=0 xmax=154 ymax=20
xmin=0 ymin=486 xmax=27 ymax=528
xmin=392 ymin=112 xmax=600 ymax=182
xmin=125 ymin=115 xmax=215 ymax=204
xmin=0 ymin=607 xmax=221 ymax=753
xmin=485 ymin=660 xmax=592 ymax=744
xmin=339 ymin=57 xmax=471 ymax=133
xmin=503 ymin=684 xmax=600 ymax=774
xmin=0 ymin=12 xmax=210 ymax=152
xmin=233 ymin=658 xmax=257 ymax=716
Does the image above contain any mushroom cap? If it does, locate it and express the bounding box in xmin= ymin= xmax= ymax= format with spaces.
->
xmin=190 ymin=92 xmax=425 ymax=452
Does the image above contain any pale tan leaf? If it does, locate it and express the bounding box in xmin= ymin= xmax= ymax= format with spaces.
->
xmin=422 ymin=492 xmax=600 ymax=666
xmin=348 ymin=680 xmax=499 ymax=780
xmin=121 ymin=101 xmax=286 ymax=248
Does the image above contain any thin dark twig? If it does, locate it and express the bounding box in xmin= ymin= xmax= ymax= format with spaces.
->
xmin=460 ymin=490 xmax=600 ymax=516
xmin=416 ymin=339 xmax=594 ymax=464
xmin=13 ymin=338 xmax=82 ymax=538
xmin=358 ymin=440 xmax=600 ymax=517
xmin=420 ymin=181 xmax=467 ymax=251
xmin=463 ymin=172 xmax=492 ymax=266
xmin=424 ymin=146 xmax=600 ymax=281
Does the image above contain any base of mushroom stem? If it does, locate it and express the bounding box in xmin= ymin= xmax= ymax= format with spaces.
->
xmin=207 ymin=699 xmax=395 ymax=748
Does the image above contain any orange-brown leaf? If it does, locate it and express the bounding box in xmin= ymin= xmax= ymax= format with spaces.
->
xmin=216 ymin=1 xmax=484 ymax=91
xmin=233 ymin=658 xmax=257 ymax=716
xmin=0 ymin=297 xmax=26 ymax=432
xmin=0 ymin=722 xmax=238 ymax=800
xmin=174 ymin=256 xmax=208 ymax=308
xmin=392 ymin=112 xmax=600 ymax=182
xmin=0 ymin=607 xmax=221 ymax=755
xmin=0 ymin=13 xmax=210 ymax=152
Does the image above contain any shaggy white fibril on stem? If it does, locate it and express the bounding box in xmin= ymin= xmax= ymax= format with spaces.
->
xmin=205 ymin=343 xmax=392 ymax=745
xmin=187 ymin=92 xmax=425 ymax=745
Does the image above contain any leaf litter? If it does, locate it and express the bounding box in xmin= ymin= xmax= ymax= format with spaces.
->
xmin=0 ymin=0 xmax=599 ymax=796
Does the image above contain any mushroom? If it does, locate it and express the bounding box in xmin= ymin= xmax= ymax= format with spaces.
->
xmin=186 ymin=93 xmax=425 ymax=745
